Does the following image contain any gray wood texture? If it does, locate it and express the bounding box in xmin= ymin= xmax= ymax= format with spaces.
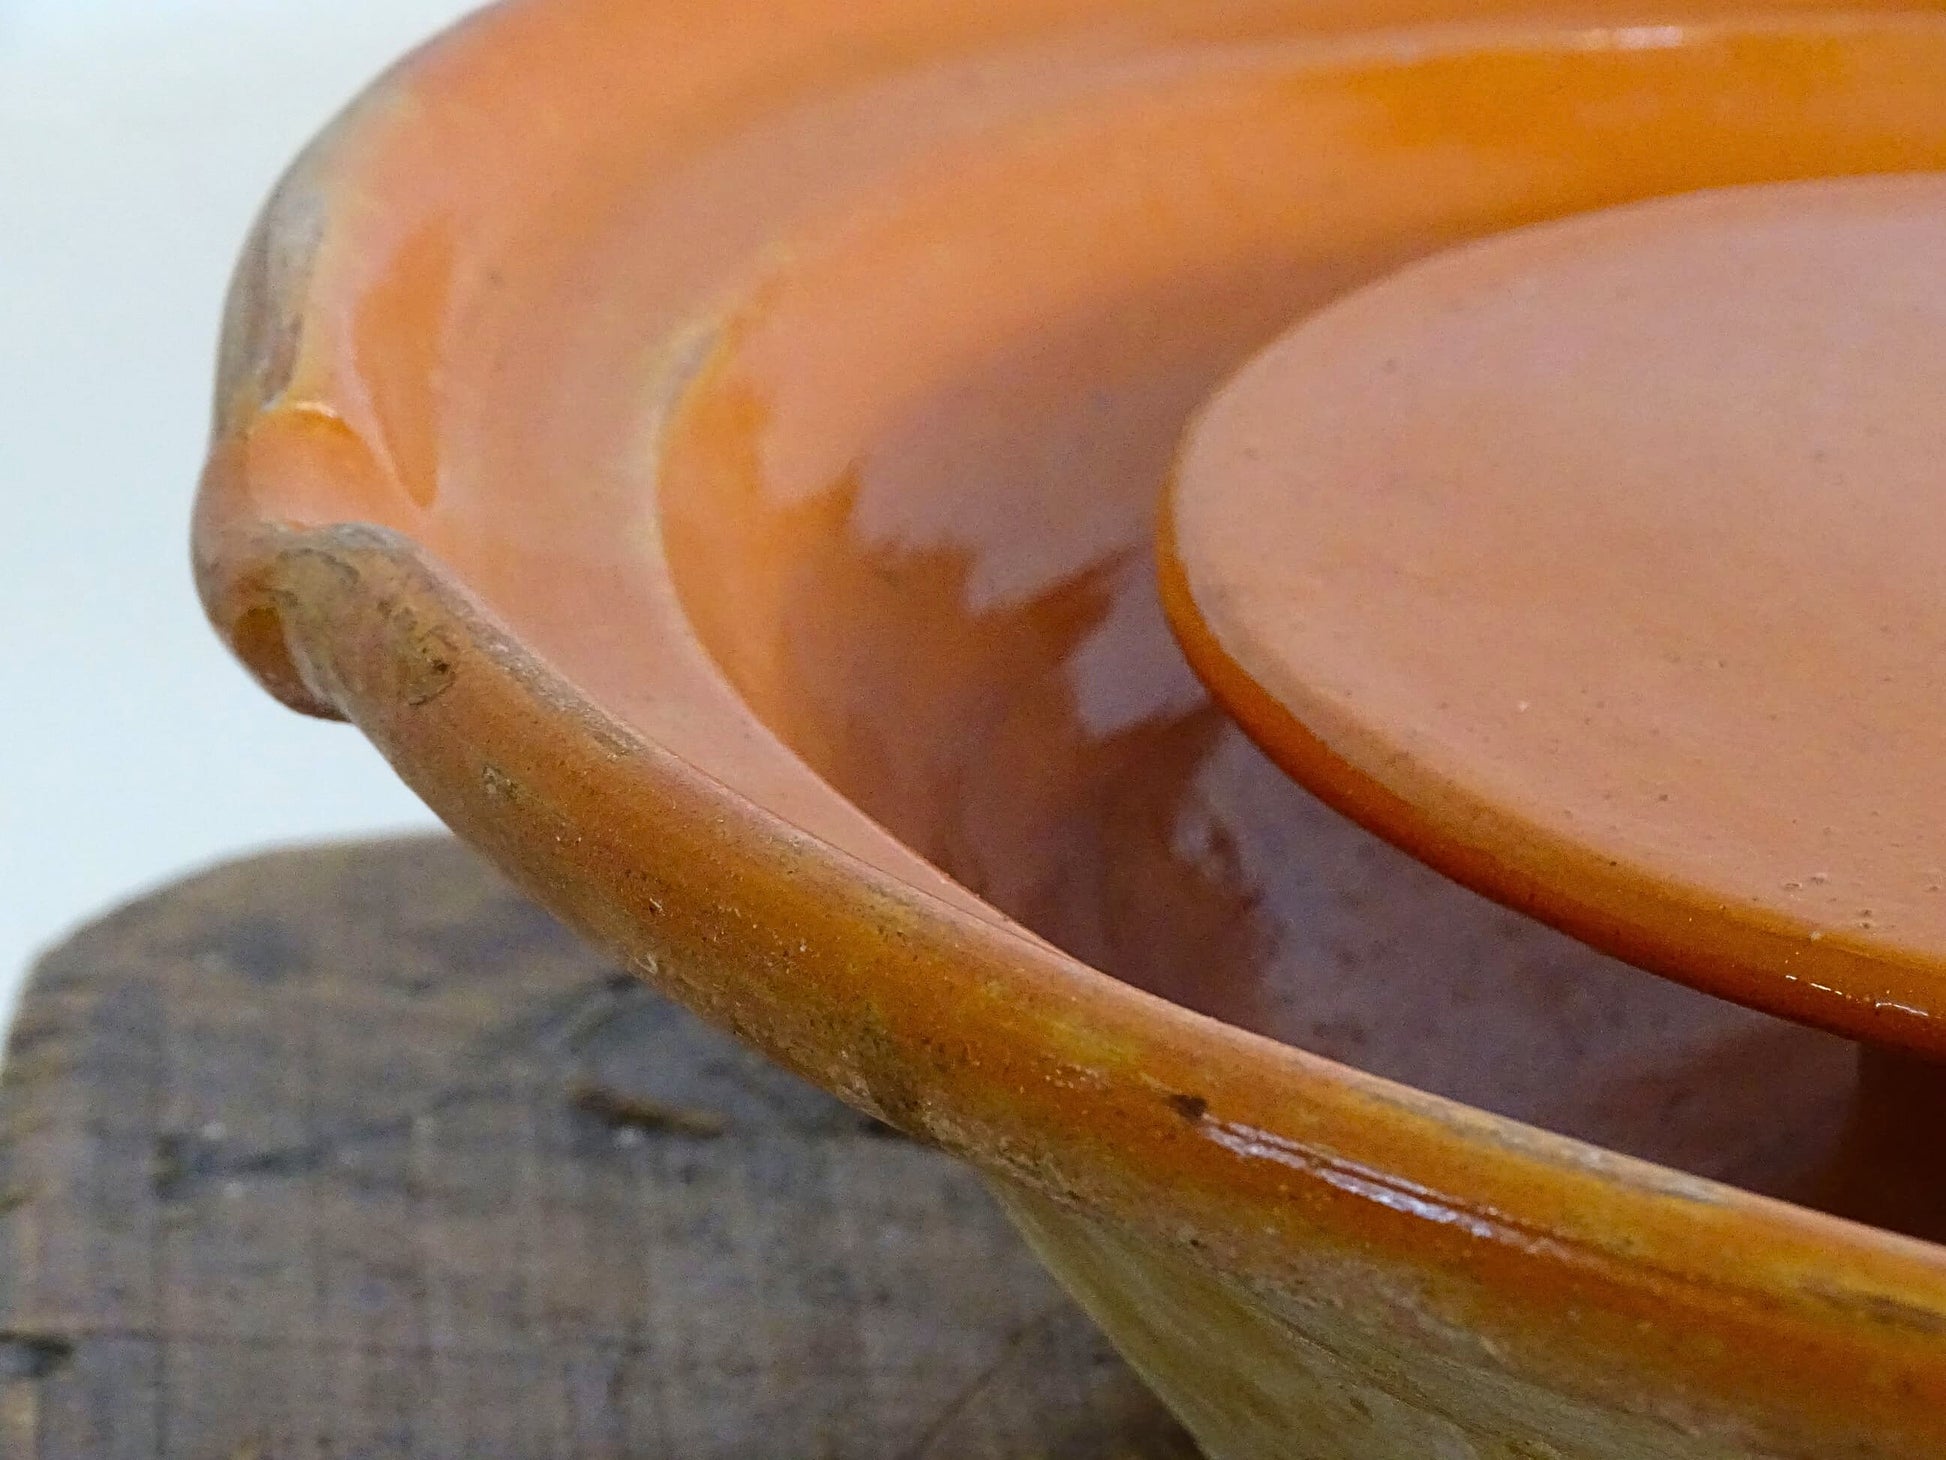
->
xmin=0 ymin=837 xmax=1198 ymax=1459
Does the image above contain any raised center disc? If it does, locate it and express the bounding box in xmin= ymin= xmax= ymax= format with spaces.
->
xmin=1162 ymin=174 xmax=1946 ymax=1051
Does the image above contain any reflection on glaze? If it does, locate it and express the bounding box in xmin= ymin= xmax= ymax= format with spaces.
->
xmin=1201 ymin=1117 xmax=1567 ymax=1253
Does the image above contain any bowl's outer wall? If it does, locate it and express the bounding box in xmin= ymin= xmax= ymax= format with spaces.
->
xmin=194 ymin=1 xmax=1946 ymax=1454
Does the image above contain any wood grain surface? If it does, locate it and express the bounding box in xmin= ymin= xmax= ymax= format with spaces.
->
xmin=0 ymin=837 xmax=1196 ymax=1459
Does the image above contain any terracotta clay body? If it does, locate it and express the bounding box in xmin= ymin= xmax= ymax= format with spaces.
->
xmin=194 ymin=1 xmax=1946 ymax=1455
xmin=1164 ymin=175 xmax=1946 ymax=1054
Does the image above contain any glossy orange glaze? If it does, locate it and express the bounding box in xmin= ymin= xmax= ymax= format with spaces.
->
xmin=194 ymin=2 xmax=1946 ymax=1454
xmin=1164 ymin=176 xmax=1946 ymax=1056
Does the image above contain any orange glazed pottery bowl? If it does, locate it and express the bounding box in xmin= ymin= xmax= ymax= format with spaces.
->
xmin=195 ymin=1 xmax=1946 ymax=1454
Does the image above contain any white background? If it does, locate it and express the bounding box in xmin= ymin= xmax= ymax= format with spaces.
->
xmin=0 ymin=1 xmax=483 ymax=1028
